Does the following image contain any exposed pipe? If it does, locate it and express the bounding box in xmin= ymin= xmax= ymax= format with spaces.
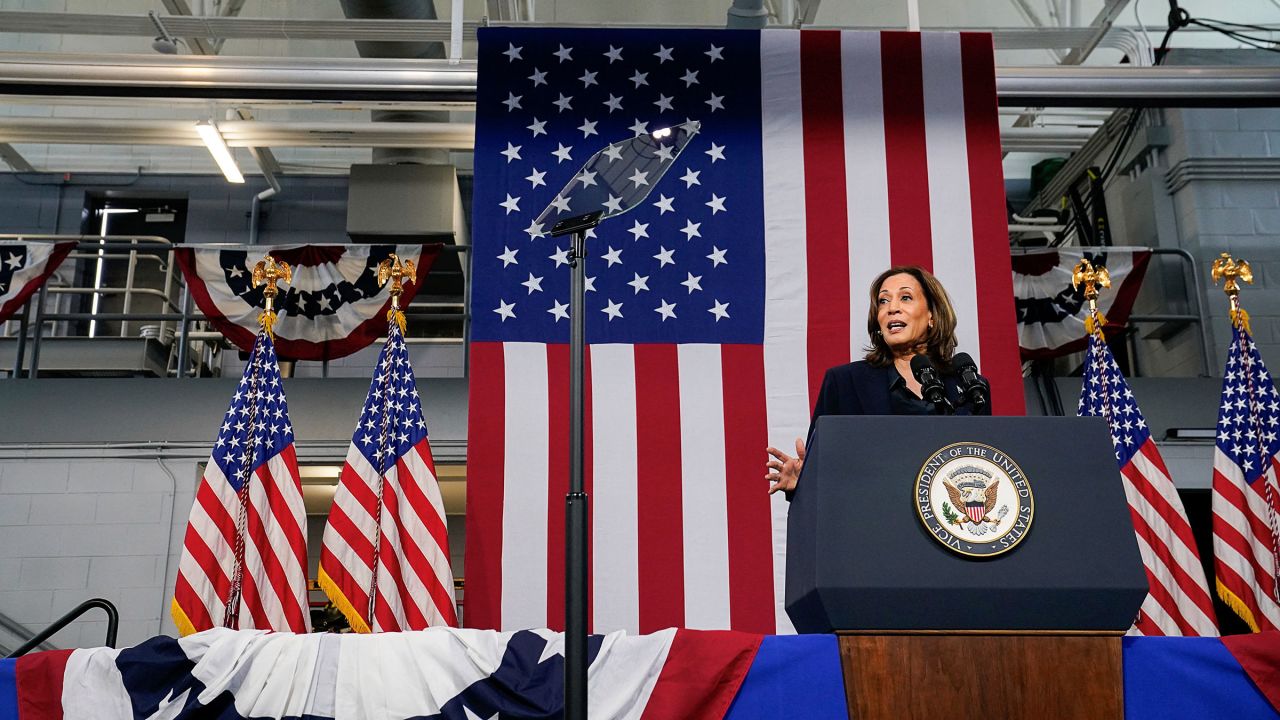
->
xmin=248 ymin=186 xmax=276 ymax=245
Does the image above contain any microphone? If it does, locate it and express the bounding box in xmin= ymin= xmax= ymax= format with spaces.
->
xmin=952 ymin=352 xmax=990 ymax=412
xmin=910 ymin=354 xmax=952 ymax=414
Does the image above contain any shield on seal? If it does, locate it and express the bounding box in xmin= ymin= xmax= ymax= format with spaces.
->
xmin=965 ymin=503 xmax=987 ymax=523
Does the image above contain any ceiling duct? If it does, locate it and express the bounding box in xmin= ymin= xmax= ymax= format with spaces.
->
xmin=339 ymin=0 xmax=448 ymax=166
xmin=338 ymin=1 xmax=466 ymax=300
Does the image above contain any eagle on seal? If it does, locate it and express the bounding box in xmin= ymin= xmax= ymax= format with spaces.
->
xmin=943 ymin=476 xmax=1000 ymax=525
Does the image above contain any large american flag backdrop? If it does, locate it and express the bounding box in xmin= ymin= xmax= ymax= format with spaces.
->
xmin=1213 ymin=322 xmax=1280 ymax=632
xmin=172 ymin=331 xmax=311 ymax=635
xmin=466 ymin=28 xmax=1024 ymax=634
xmin=1079 ymin=332 xmax=1217 ymax=636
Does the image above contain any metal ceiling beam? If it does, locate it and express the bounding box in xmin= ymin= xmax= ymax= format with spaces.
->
xmin=0 ymin=143 xmax=34 ymax=172
xmin=159 ymin=0 xmax=216 ymax=56
xmin=0 ymin=116 xmax=1089 ymax=152
xmin=0 ymin=11 xmax=474 ymax=43
xmin=0 ymin=117 xmax=476 ymax=149
xmin=0 ymin=52 xmax=1277 ymax=107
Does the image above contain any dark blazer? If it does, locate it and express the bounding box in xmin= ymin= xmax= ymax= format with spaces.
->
xmin=807 ymin=359 xmax=987 ymax=440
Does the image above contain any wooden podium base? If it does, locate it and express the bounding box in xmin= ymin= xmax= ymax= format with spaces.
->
xmin=839 ymin=633 xmax=1124 ymax=720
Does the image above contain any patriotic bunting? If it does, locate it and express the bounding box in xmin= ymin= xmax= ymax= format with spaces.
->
xmin=175 ymin=244 xmax=440 ymax=361
xmin=0 ymin=241 xmax=75 ymax=324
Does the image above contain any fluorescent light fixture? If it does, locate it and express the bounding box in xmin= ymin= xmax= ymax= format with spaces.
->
xmin=652 ymin=126 xmax=672 ymax=140
xmin=195 ymin=120 xmax=245 ymax=184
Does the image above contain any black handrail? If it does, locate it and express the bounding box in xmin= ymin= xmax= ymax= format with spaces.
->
xmin=3 ymin=598 xmax=119 ymax=658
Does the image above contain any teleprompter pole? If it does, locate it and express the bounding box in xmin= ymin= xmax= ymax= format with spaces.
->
xmin=565 ymin=227 xmax=589 ymax=720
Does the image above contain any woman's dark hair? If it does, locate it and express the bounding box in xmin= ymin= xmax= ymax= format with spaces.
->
xmin=863 ymin=265 xmax=958 ymax=369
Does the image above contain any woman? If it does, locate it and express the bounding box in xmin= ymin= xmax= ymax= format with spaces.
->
xmin=766 ymin=265 xmax=989 ymax=496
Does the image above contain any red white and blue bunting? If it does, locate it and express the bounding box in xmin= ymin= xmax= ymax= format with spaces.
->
xmin=0 ymin=241 xmax=76 ymax=324
xmin=175 ymin=244 xmax=441 ymax=361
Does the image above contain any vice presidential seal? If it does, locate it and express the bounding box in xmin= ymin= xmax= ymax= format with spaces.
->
xmin=915 ymin=441 xmax=1034 ymax=557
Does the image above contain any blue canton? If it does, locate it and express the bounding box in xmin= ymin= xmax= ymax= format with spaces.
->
xmin=1216 ymin=325 xmax=1280 ymax=485
xmin=211 ymin=332 xmax=294 ymax=491
xmin=0 ymin=245 xmax=27 ymax=295
xmin=471 ymin=27 xmax=765 ymax=345
xmin=351 ymin=324 xmax=429 ymax=474
xmin=1078 ymin=333 xmax=1151 ymax=465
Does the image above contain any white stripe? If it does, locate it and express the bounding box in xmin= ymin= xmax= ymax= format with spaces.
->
xmin=372 ymin=465 xmax=414 ymax=630
xmin=591 ymin=344 xmax=640 ymax=634
xmin=500 ymin=342 xmax=549 ymax=630
xmin=588 ymin=628 xmax=677 ymax=720
xmin=1126 ymin=449 xmax=1217 ymax=604
xmin=1212 ymin=533 xmax=1280 ymax=628
xmin=1214 ymin=457 xmax=1280 ymax=574
xmin=265 ymin=454 xmax=311 ymax=626
xmin=920 ymin=33 xmax=982 ymax=367
xmin=841 ymin=30 xmax=892 ymax=356
xmin=677 ymin=344 xmax=731 ymax=629
xmin=760 ymin=28 xmax=806 ymax=636
xmin=403 ymin=444 xmax=458 ymax=608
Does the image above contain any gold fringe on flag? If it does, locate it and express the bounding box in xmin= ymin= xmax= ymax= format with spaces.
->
xmin=316 ymin=565 xmax=373 ymax=634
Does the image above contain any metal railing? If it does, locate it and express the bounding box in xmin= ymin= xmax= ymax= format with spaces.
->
xmin=1 ymin=236 xmax=473 ymax=379
xmin=3 ymin=598 xmax=118 ymax=658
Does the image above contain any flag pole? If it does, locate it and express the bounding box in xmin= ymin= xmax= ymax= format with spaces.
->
xmin=1211 ymin=253 xmax=1280 ymax=603
xmin=366 ymin=254 xmax=417 ymax=627
xmin=225 ymin=254 xmax=291 ymax=627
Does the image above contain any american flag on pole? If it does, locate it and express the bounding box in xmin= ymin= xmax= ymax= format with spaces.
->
xmin=1212 ymin=322 xmax=1280 ymax=632
xmin=318 ymin=321 xmax=458 ymax=631
xmin=172 ymin=330 xmax=311 ymax=635
xmin=1078 ymin=331 xmax=1218 ymax=636
xmin=466 ymin=28 xmax=1023 ymax=634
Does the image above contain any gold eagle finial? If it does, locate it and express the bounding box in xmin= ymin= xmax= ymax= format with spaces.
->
xmin=1212 ymin=252 xmax=1253 ymax=332
xmin=376 ymin=253 xmax=416 ymax=334
xmin=250 ymin=255 xmax=292 ymax=338
xmin=1071 ymin=257 xmax=1111 ymax=336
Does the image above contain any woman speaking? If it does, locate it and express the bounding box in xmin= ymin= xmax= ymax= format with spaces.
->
xmin=766 ymin=265 xmax=990 ymax=496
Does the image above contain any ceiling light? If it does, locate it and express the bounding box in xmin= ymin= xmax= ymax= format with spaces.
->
xmin=195 ymin=120 xmax=245 ymax=184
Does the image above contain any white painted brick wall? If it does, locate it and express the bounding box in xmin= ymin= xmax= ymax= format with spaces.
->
xmin=0 ymin=458 xmax=199 ymax=649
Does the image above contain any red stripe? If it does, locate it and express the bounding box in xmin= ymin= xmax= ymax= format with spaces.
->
xmin=546 ymin=343 xmax=569 ymax=631
xmin=245 ymin=471 xmax=306 ymax=632
xmin=401 ymin=444 xmax=452 ymax=565
xmin=195 ymin=480 xmax=238 ymax=553
xmin=635 ymin=344 xmax=686 ymax=633
xmin=639 ymin=630 xmax=762 ymax=720
xmin=15 ymin=649 xmax=74 ymax=720
xmin=721 ymin=345 xmax=775 ymax=633
xmin=959 ymin=32 xmax=1023 ymax=415
xmin=800 ymin=30 xmax=853 ymax=408
xmin=390 ymin=457 xmax=458 ymax=626
xmin=254 ymin=461 xmax=309 ymax=631
xmin=1215 ymin=469 xmax=1280 ymax=565
xmin=463 ymin=342 xmax=506 ymax=629
xmin=339 ymin=461 xmax=381 ymax=521
xmin=1122 ymin=496 xmax=1205 ymax=635
xmin=319 ymin=544 xmax=370 ymax=623
xmin=175 ymin=526 xmax=228 ymax=629
xmin=172 ymin=574 xmax=214 ymax=632
xmin=880 ymin=32 xmax=933 ymax=269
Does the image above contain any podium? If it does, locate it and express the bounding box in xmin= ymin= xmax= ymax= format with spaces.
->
xmin=785 ymin=416 xmax=1148 ymax=719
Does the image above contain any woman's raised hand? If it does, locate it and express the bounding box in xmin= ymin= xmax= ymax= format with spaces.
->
xmin=766 ymin=437 xmax=806 ymax=495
